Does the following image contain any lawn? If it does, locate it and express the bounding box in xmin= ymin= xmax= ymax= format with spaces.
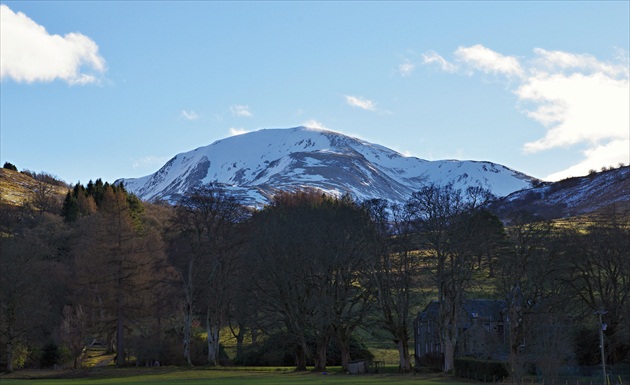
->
xmin=0 ymin=367 xmax=471 ymax=385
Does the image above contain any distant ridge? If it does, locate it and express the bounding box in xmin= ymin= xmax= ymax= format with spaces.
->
xmin=489 ymin=165 xmax=630 ymax=221
xmin=116 ymin=126 xmax=535 ymax=206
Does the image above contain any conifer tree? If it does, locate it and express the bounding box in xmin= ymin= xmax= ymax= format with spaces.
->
xmin=73 ymin=186 xmax=164 ymax=367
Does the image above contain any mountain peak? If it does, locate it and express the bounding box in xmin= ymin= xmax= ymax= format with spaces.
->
xmin=117 ymin=127 xmax=534 ymax=206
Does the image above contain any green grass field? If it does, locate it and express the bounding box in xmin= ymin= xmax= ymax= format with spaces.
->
xmin=0 ymin=367 xmax=471 ymax=385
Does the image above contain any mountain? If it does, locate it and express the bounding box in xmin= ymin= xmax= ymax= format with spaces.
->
xmin=116 ymin=126 xmax=535 ymax=207
xmin=488 ymin=165 xmax=630 ymax=221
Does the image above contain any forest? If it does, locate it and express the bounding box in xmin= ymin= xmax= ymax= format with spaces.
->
xmin=0 ymin=170 xmax=628 ymax=382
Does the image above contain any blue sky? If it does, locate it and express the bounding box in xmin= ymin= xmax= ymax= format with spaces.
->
xmin=1 ymin=1 xmax=628 ymax=185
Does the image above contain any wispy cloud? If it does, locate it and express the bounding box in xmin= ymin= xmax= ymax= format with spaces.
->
xmin=0 ymin=4 xmax=106 ymax=85
xmin=302 ymin=119 xmax=329 ymax=130
xmin=230 ymin=105 xmax=252 ymax=117
xmin=229 ymin=127 xmax=249 ymax=136
xmin=398 ymin=59 xmax=416 ymax=77
xmin=132 ymin=155 xmax=167 ymax=170
xmin=345 ymin=95 xmax=376 ymax=111
xmin=454 ymin=44 xmax=524 ymax=78
xmin=422 ymin=51 xmax=458 ymax=73
xmin=531 ymin=48 xmax=627 ymax=78
xmin=421 ymin=44 xmax=629 ymax=180
xmin=181 ymin=110 xmax=199 ymax=121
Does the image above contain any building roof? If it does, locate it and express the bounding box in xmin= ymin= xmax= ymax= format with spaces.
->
xmin=417 ymin=299 xmax=506 ymax=323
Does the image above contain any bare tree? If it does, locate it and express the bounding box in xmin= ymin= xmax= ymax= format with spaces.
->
xmin=406 ymin=183 xmax=494 ymax=372
xmin=58 ymin=305 xmax=88 ymax=369
xmin=248 ymin=191 xmax=379 ymax=372
xmin=169 ymin=185 xmax=248 ymax=366
xmin=0 ymin=209 xmax=67 ymax=372
xmin=363 ymin=199 xmax=428 ymax=372
xmin=0 ymin=235 xmax=50 ymax=372
xmin=30 ymin=180 xmax=62 ymax=214
xmin=563 ymin=213 xmax=630 ymax=364
xmin=495 ymin=212 xmax=568 ymax=382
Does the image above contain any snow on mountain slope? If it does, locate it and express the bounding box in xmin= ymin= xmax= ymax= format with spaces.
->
xmin=489 ymin=165 xmax=630 ymax=220
xmin=117 ymin=126 xmax=534 ymax=206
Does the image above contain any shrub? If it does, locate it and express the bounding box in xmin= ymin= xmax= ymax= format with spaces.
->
xmin=20 ymin=169 xmax=68 ymax=187
xmin=3 ymin=162 xmax=17 ymax=171
xmin=454 ymin=357 xmax=509 ymax=382
xmin=39 ymin=343 xmax=61 ymax=368
xmin=418 ymin=352 xmax=444 ymax=371
xmin=236 ymin=331 xmax=297 ymax=366
xmin=327 ymin=336 xmax=374 ymax=365
xmin=235 ymin=331 xmax=374 ymax=367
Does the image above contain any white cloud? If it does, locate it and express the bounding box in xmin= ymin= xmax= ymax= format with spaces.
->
xmin=345 ymin=95 xmax=376 ymax=111
xmin=398 ymin=60 xmax=416 ymax=76
xmin=422 ymin=51 xmax=458 ymax=73
xmin=230 ymin=105 xmax=252 ymax=117
xmin=545 ymin=138 xmax=630 ymax=181
xmin=0 ymin=4 xmax=106 ymax=85
xmin=229 ymin=127 xmax=249 ymax=136
xmin=132 ymin=155 xmax=167 ymax=170
xmin=519 ymin=72 xmax=629 ymax=151
xmin=531 ymin=48 xmax=627 ymax=78
xmin=454 ymin=44 xmax=524 ymax=78
xmin=181 ymin=110 xmax=199 ymax=121
xmin=422 ymin=44 xmax=630 ymax=181
xmin=302 ymin=119 xmax=329 ymax=130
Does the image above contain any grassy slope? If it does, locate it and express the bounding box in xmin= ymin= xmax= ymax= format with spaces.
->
xmin=0 ymin=168 xmax=67 ymax=207
xmin=0 ymin=368 xmax=469 ymax=385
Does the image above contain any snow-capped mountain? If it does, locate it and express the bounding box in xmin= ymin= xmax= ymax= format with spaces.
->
xmin=117 ymin=126 xmax=535 ymax=207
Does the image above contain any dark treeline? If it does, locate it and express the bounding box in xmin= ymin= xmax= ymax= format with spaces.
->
xmin=0 ymin=180 xmax=628 ymax=377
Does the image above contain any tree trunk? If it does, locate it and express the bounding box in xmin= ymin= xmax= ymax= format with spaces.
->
xmin=441 ymin=296 xmax=457 ymax=372
xmin=116 ymin=257 xmax=125 ymax=368
xmin=313 ymin=335 xmax=329 ymax=372
xmin=396 ymin=338 xmax=411 ymax=372
xmin=206 ymin=309 xmax=220 ymax=366
xmin=182 ymin=262 xmax=193 ymax=366
xmin=251 ymin=327 xmax=258 ymax=347
xmin=443 ymin=337 xmax=455 ymax=372
xmin=183 ymin=301 xmax=193 ymax=366
xmin=235 ymin=325 xmax=245 ymax=362
xmin=295 ymin=343 xmax=308 ymax=371
xmin=339 ymin=338 xmax=351 ymax=372
xmin=116 ymin=308 xmax=124 ymax=367
xmin=6 ymin=342 xmax=13 ymax=373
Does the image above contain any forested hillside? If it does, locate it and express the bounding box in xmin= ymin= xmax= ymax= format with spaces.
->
xmin=1 ymin=164 xmax=628 ymax=381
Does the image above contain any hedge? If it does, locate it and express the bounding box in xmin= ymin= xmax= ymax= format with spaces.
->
xmin=454 ymin=357 xmax=509 ymax=382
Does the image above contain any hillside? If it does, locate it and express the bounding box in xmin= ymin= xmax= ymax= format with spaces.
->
xmin=489 ymin=165 xmax=630 ymax=221
xmin=117 ymin=126 xmax=535 ymax=206
xmin=3 ymin=159 xmax=628 ymax=224
xmin=0 ymin=168 xmax=68 ymax=207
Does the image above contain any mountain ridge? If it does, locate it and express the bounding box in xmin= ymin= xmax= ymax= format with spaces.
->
xmin=117 ymin=126 xmax=535 ymax=206
xmin=489 ymin=165 xmax=630 ymax=221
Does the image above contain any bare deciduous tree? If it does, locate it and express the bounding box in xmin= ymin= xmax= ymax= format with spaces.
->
xmin=248 ymin=191 xmax=379 ymax=372
xmin=406 ymin=183 xmax=495 ymax=372
xmin=169 ymin=185 xmax=248 ymax=366
xmin=363 ymin=199 xmax=428 ymax=372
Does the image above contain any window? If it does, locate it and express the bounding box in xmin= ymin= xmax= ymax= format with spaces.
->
xmin=497 ymin=324 xmax=505 ymax=342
